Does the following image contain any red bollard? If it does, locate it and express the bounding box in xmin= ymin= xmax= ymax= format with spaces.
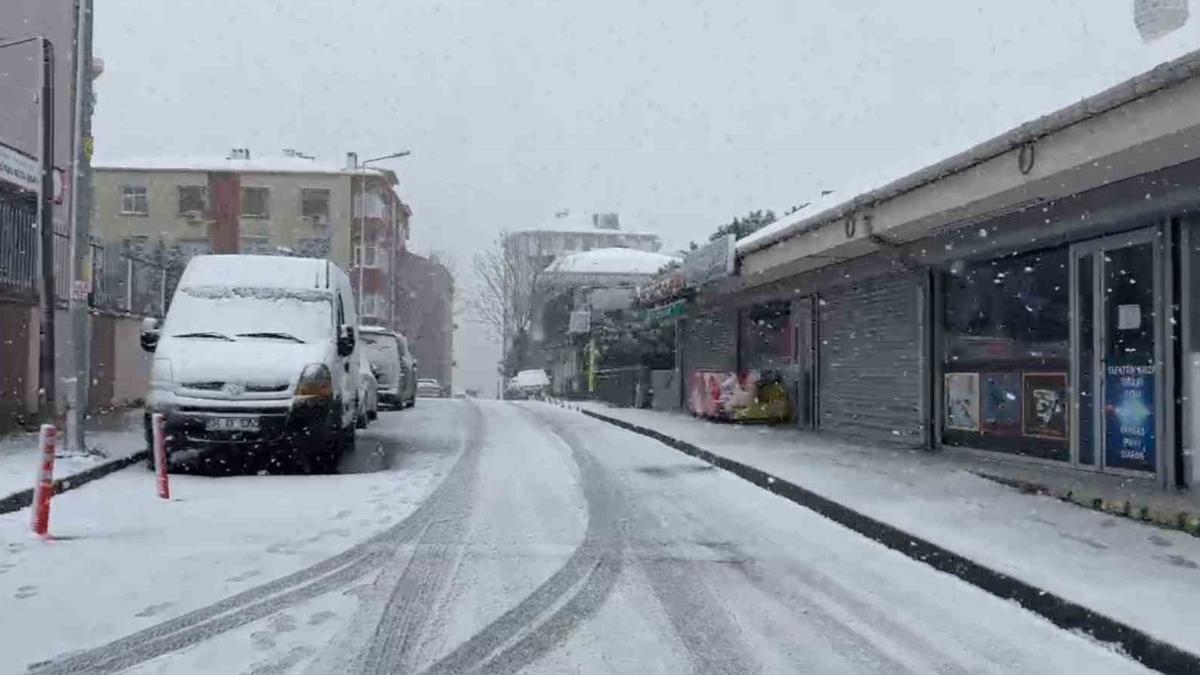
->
xmin=151 ymin=413 xmax=170 ymax=500
xmin=30 ymin=424 xmax=57 ymax=536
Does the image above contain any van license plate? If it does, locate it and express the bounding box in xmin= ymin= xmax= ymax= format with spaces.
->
xmin=206 ymin=417 xmax=260 ymax=432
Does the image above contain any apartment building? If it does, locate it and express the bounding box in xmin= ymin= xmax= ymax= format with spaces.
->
xmin=92 ymin=149 xmax=411 ymax=326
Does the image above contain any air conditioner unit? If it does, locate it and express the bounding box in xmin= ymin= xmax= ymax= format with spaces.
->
xmin=183 ymin=210 xmax=203 ymax=222
xmin=306 ymin=214 xmax=329 ymax=227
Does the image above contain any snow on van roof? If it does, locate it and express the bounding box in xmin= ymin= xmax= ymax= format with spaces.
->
xmin=179 ymin=255 xmax=331 ymax=290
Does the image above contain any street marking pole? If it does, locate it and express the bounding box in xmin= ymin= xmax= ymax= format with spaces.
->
xmin=152 ymin=413 xmax=170 ymax=500
xmin=31 ymin=424 xmax=56 ymax=536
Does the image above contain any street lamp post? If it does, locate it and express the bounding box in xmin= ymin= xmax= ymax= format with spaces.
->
xmin=356 ymin=150 xmax=410 ymax=318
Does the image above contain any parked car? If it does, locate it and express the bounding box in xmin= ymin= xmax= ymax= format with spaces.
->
xmin=359 ymin=326 xmax=406 ymax=410
xmin=396 ymin=332 xmax=418 ymax=408
xmin=416 ymin=378 xmax=443 ymax=398
xmin=140 ymin=255 xmax=359 ymax=474
xmin=509 ymin=369 xmax=551 ymax=399
xmin=356 ymin=350 xmax=378 ymax=428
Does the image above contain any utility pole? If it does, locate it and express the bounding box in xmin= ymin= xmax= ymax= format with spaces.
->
xmin=66 ymin=0 xmax=96 ymax=453
xmin=36 ymin=37 xmax=57 ymax=422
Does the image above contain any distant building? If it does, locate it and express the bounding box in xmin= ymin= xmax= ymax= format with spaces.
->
xmin=91 ymin=149 xmax=412 ymax=327
xmin=395 ymin=250 xmax=454 ymax=392
xmin=501 ymin=211 xmax=661 ymax=373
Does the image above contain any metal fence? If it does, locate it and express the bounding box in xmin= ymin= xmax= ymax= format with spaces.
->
xmin=0 ymin=200 xmax=38 ymax=300
xmin=0 ymin=206 xmax=169 ymax=316
xmin=91 ymin=241 xmax=169 ymax=317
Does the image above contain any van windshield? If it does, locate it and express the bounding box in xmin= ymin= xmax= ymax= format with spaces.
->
xmin=164 ymin=286 xmax=333 ymax=344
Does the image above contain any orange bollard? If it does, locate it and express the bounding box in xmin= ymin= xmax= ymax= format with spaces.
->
xmin=152 ymin=413 xmax=170 ymax=500
xmin=30 ymin=424 xmax=57 ymax=536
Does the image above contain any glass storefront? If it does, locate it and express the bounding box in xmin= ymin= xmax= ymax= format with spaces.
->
xmin=942 ymin=246 xmax=1071 ymax=460
xmin=943 ymin=227 xmax=1164 ymax=476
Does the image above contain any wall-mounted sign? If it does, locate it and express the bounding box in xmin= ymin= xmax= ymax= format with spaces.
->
xmin=640 ymin=299 xmax=687 ymax=323
xmin=0 ymin=142 xmax=38 ymax=193
xmin=682 ymin=233 xmax=736 ymax=286
xmin=945 ymin=372 xmax=980 ymax=431
xmin=636 ymin=271 xmax=686 ymax=306
xmin=1105 ymin=364 xmax=1156 ymax=471
xmin=1022 ymin=372 xmax=1068 ymax=440
xmin=981 ymin=372 xmax=1021 ymax=434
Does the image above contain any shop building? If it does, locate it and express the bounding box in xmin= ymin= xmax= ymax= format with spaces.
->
xmin=716 ymin=49 xmax=1200 ymax=488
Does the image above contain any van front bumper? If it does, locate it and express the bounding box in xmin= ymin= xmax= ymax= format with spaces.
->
xmin=144 ymin=396 xmax=339 ymax=461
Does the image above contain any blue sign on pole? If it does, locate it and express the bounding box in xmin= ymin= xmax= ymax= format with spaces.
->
xmin=1104 ymin=364 xmax=1156 ymax=472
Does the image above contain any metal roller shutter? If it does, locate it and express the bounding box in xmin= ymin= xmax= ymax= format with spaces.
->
xmin=818 ymin=274 xmax=922 ymax=445
xmin=680 ymin=308 xmax=737 ymax=375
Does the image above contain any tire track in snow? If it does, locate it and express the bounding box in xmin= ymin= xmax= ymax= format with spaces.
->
xmin=31 ymin=403 xmax=484 ymax=675
xmin=417 ymin=405 xmax=626 ymax=675
xmin=532 ymin=405 xmax=758 ymax=675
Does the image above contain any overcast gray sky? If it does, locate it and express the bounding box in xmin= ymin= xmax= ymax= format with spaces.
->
xmin=93 ymin=0 xmax=1196 ymax=394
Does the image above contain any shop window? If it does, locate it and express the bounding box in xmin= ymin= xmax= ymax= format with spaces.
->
xmin=942 ymin=246 xmax=1070 ymax=460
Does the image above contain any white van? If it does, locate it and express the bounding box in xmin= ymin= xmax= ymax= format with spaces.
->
xmin=140 ymin=255 xmax=360 ymax=473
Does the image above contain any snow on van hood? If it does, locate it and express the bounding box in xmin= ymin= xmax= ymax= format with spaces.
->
xmin=159 ymin=338 xmax=327 ymax=388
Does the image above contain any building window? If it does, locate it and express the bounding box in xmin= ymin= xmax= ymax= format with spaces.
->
xmin=241 ymin=187 xmax=270 ymax=219
xmin=356 ymin=236 xmax=379 ymax=268
xmin=297 ymin=237 xmax=331 ymax=258
xmin=239 ymin=236 xmax=271 ymax=255
xmin=177 ymin=185 xmax=207 ymax=217
xmin=942 ymin=245 xmax=1070 ymax=461
xmin=361 ymin=293 xmax=386 ymax=318
xmin=301 ymin=188 xmax=331 ymax=224
xmin=177 ymin=239 xmax=212 ymax=259
xmin=120 ymin=186 xmax=148 ymax=215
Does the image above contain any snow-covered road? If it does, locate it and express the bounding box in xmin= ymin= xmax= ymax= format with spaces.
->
xmin=3 ymin=400 xmax=1149 ymax=673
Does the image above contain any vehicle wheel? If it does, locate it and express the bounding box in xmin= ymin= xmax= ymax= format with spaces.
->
xmin=356 ymin=411 xmax=368 ymax=429
xmin=368 ymin=409 xmax=378 ymax=421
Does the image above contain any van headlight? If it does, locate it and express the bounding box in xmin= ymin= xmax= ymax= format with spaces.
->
xmin=150 ymin=358 xmax=175 ymax=391
xmin=295 ymin=364 xmax=333 ymax=403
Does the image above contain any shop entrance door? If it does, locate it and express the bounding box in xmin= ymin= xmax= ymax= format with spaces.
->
xmin=1072 ymin=229 xmax=1161 ymax=475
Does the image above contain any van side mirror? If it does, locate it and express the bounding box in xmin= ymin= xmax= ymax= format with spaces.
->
xmin=140 ymin=317 xmax=160 ymax=353
xmin=336 ymin=324 xmax=356 ymax=356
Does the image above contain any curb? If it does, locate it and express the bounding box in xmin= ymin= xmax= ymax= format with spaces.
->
xmin=974 ymin=471 xmax=1200 ymax=538
xmin=577 ymin=407 xmax=1200 ymax=675
xmin=0 ymin=450 xmax=149 ymax=516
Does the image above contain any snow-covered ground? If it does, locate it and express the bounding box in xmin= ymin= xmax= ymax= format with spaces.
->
xmin=0 ymin=412 xmax=147 ymax=503
xmin=1 ymin=399 xmax=1165 ymax=673
xmin=0 ymin=405 xmax=464 ymax=673
xmin=573 ymin=401 xmax=1200 ymax=658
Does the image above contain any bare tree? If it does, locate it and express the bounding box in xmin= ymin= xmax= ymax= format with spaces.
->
xmin=427 ymin=247 xmax=465 ymax=319
xmin=469 ymin=231 xmax=540 ymax=373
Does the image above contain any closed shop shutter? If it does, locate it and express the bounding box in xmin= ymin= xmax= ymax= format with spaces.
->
xmin=680 ymin=307 xmax=737 ymax=375
xmin=818 ymin=274 xmax=922 ymax=445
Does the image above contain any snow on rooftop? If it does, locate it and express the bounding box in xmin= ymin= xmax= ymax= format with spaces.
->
xmin=515 ymin=211 xmax=657 ymax=237
xmin=94 ymin=154 xmax=388 ymax=176
xmin=544 ymin=247 xmax=680 ymax=276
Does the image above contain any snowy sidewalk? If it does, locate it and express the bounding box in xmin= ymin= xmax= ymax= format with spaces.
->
xmin=0 ymin=409 xmax=146 ymax=514
xmin=571 ymin=401 xmax=1200 ymax=659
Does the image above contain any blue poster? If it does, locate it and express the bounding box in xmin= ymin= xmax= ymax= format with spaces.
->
xmin=1104 ymin=364 xmax=1156 ymax=471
